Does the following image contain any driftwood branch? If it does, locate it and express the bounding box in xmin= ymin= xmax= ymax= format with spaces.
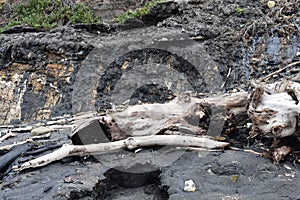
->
xmin=0 ymin=133 xmax=51 ymax=151
xmin=14 ymin=135 xmax=229 ymax=171
xmin=0 ymin=112 xmax=103 ymax=135
xmin=0 ymin=143 xmax=32 ymax=175
xmin=258 ymin=61 xmax=300 ymax=81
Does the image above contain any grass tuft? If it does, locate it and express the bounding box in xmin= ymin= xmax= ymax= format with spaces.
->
xmin=0 ymin=0 xmax=100 ymax=32
xmin=114 ymin=0 xmax=166 ymax=23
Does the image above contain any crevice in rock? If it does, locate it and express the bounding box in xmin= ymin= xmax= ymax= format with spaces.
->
xmin=96 ymin=48 xmax=206 ymax=111
xmin=92 ymin=168 xmax=169 ymax=200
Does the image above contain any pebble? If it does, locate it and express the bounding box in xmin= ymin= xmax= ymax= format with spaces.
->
xmin=183 ymin=179 xmax=196 ymax=192
xmin=267 ymin=1 xmax=275 ymax=8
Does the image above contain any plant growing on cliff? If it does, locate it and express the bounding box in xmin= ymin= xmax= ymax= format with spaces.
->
xmin=235 ymin=6 xmax=243 ymax=15
xmin=0 ymin=0 xmax=100 ymax=32
xmin=114 ymin=0 xmax=166 ymax=23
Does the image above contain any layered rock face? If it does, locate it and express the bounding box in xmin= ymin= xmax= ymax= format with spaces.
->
xmin=0 ymin=0 xmax=182 ymax=125
xmin=0 ymin=63 xmax=74 ymax=124
xmin=1 ymin=0 xmax=300 ymax=126
xmin=0 ymin=27 xmax=94 ymax=124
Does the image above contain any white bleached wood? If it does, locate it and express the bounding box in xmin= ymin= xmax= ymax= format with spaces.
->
xmin=14 ymin=135 xmax=229 ymax=171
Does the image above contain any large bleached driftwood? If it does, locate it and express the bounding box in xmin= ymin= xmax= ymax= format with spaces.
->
xmin=101 ymin=91 xmax=249 ymax=140
xmin=104 ymin=80 xmax=300 ymax=141
xmin=14 ymin=135 xmax=229 ymax=171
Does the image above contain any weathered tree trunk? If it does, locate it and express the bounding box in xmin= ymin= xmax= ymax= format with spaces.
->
xmin=100 ymin=91 xmax=249 ymax=141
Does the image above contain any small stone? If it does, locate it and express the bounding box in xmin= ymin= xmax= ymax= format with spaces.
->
xmin=283 ymin=164 xmax=292 ymax=170
xmin=246 ymin=123 xmax=252 ymax=129
xmin=64 ymin=176 xmax=73 ymax=183
xmin=184 ymin=179 xmax=196 ymax=192
xmin=230 ymin=175 xmax=239 ymax=183
xmin=267 ymin=1 xmax=276 ymax=8
xmin=44 ymin=186 xmax=52 ymax=193
xmin=28 ymin=51 xmax=33 ymax=59
xmin=65 ymin=76 xmax=71 ymax=83
xmin=121 ymin=61 xmax=129 ymax=70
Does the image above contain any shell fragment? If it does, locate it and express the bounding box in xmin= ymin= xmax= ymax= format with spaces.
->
xmin=184 ymin=179 xmax=196 ymax=192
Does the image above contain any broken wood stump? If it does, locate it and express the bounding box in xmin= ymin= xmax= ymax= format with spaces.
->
xmin=248 ymin=80 xmax=300 ymax=139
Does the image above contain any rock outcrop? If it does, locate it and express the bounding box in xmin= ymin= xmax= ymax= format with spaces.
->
xmin=0 ymin=27 xmax=94 ymax=124
xmin=1 ymin=0 xmax=300 ymax=125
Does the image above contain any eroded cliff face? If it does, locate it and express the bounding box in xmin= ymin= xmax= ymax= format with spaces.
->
xmin=0 ymin=16 xmax=220 ymax=125
xmin=0 ymin=62 xmax=75 ymax=124
xmin=0 ymin=27 xmax=94 ymax=124
xmin=1 ymin=0 xmax=300 ymax=126
xmin=0 ymin=0 xmax=181 ymax=125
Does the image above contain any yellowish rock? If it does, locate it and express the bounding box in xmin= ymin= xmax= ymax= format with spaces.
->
xmin=47 ymin=63 xmax=66 ymax=78
xmin=267 ymin=1 xmax=276 ymax=8
xmin=121 ymin=61 xmax=129 ymax=70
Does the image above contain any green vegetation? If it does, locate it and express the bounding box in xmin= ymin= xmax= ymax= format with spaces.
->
xmin=114 ymin=0 xmax=166 ymax=23
xmin=0 ymin=0 xmax=100 ymax=32
xmin=235 ymin=6 xmax=243 ymax=15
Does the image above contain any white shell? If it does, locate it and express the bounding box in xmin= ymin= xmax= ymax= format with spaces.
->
xmin=184 ymin=179 xmax=196 ymax=192
xmin=246 ymin=122 xmax=252 ymax=129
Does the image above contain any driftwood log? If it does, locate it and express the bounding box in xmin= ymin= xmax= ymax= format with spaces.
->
xmin=14 ymin=91 xmax=248 ymax=171
xmin=100 ymin=91 xmax=249 ymax=140
xmin=9 ymin=80 xmax=300 ymax=170
xmin=248 ymin=80 xmax=300 ymax=139
xmin=99 ymin=80 xmax=300 ymax=141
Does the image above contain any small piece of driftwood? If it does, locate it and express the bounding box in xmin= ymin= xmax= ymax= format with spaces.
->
xmin=0 ymin=133 xmax=52 ymax=151
xmin=0 ymin=112 xmax=103 ymax=135
xmin=14 ymin=135 xmax=229 ymax=171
